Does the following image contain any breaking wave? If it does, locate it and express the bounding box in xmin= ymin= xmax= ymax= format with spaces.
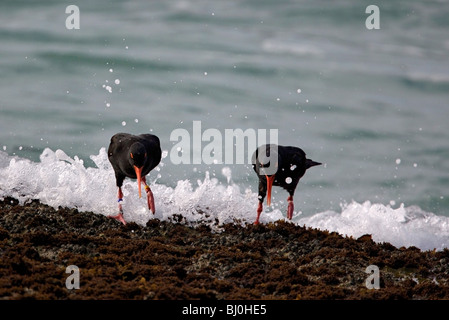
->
xmin=1 ymin=148 xmax=448 ymax=251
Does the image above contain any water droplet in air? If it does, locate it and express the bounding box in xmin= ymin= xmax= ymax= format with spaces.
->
xmin=222 ymin=167 xmax=232 ymax=183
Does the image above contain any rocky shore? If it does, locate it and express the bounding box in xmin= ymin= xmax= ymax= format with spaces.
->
xmin=1 ymin=197 xmax=449 ymax=300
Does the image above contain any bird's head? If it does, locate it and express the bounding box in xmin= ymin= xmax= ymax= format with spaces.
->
xmin=129 ymin=142 xmax=147 ymax=168
xmin=253 ymin=145 xmax=279 ymax=174
xmin=129 ymin=142 xmax=147 ymax=198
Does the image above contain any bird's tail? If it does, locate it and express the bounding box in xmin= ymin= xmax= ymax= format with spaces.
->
xmin=306 ymin=159 xmax=322 ymax=169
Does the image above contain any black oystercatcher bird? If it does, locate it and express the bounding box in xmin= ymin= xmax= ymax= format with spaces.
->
xmin=252 ymin=144 xmax=321 ymax=224
xmin=108 ymin=133 xmax=162 ymax=225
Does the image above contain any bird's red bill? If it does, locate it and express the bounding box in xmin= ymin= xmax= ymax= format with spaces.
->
xmin=265 ymin=175 xmax=275 ymax=206
xmin=287 ymin=196 xmax=294 ymax=220
xmin=134 ymin=165 xmax=143 ymax=198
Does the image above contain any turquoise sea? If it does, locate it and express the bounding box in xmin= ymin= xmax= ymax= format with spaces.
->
xmin=1 ymin=0 xmax=449 ymax=249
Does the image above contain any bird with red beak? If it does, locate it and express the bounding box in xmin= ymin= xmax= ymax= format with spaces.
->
xmin=252 ymin=144 xmax=321 ymax=224
xmin=108 ymin=133 xmax=161 ymax=225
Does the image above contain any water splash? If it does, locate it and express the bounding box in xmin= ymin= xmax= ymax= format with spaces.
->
xmin=0 ymin=149 xmax=448 ymax=250
xmin=297 ymin=201 xmax=449 ymax=251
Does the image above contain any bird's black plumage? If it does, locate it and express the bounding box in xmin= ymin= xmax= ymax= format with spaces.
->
xmin=108 ymin=133 xmax=162 ymax=224
xmin=252 ymin=144 xmax=321 ymax=224
xmin=108 ymin=133 xmax=161 ymax=187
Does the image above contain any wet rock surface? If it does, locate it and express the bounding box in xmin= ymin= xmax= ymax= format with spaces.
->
xmin=1 ymin=197 xmax=449 ymax=300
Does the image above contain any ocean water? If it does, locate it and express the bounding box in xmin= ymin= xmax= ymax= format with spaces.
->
xmin=1 ymin=0 xmax=449 ymax=250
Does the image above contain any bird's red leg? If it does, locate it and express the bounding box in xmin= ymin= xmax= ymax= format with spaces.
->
xmin=109 ymin=187 xmax=127 ymax=225
xmin=287 ymin=195 xmax=294 ymax=220
xmin=142 ymin=177 xmax=155 ymax=214
xmin=255 ymin=202 xmax=263 ymax=225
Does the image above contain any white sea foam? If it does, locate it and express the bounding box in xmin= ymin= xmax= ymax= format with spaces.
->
xmin=297 ymin=202 xmax=449 ymax=251
xmin=0 ymin=149 xmax=448 ymax=251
